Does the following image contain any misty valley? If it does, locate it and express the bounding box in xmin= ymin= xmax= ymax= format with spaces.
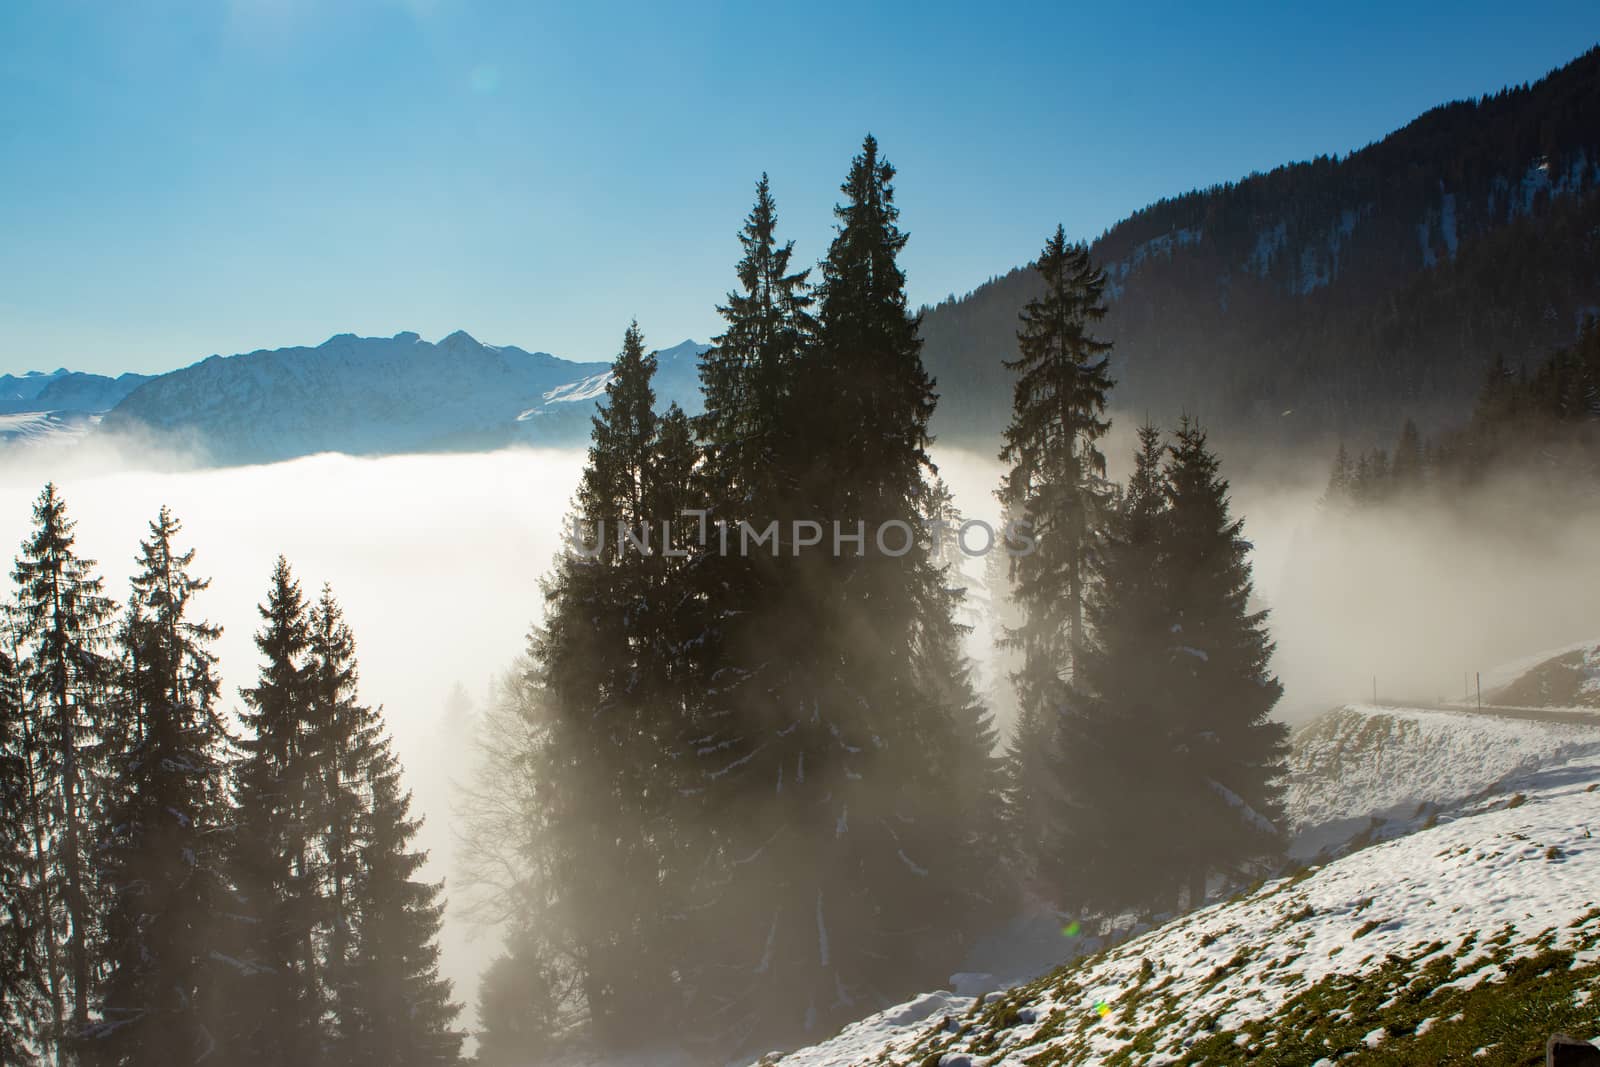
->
xmin=4 ymin=18 xmax=1600 ymax=1067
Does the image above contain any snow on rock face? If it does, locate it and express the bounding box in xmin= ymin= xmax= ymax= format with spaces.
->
xmin=1286 ymin=704 xmax=1600 ymax=855
xmin=769 ymin=753 xmax=1600 ymax=1066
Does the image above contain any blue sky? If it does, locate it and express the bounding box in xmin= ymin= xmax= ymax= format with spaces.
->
xmin=2 ymin=1 xmax=1596 ymax=376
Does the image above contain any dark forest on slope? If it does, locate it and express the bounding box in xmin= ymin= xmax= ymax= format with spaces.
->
xmin=919 ymin=46 xmax=1600 ymax=453
xmin=1324 ymin=315 xmax=1600 ymax=508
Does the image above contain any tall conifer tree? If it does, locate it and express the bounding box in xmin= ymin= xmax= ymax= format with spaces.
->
xmin=309 ymin=584 xmax=371 ymax=1062
xmin=1074 ymin=425 xmax=1184 ymax=912
xmin=224 ymin=559 xmax=322 ymax=1067
xmin=91 ymin=509 xmax=230 ymax=1066
xmin=999 ymin=225 xmax=1114 ymax=674
xmin=12 ymin=484 xmax=117 ymax=1063
xmin=1159 ymin=420 xmax=1288 ymax=904
xmin=518 ymin=324 xmax=689 ymax=1046
xmin=697 ymin=174 xmax=814 ymax=511
xmin=807 ymin=134 xmax=933 ymax=522
xmin=692 ymin=137 xmax=999 ymax=1047
xmin=681 ymin=175 xmax=827 ymax=1048
xmin=0 ymin=607 xmax=36 ymax=1063
xmin=997 ymin=227 xmax=1114 ymax=905
xmin=310 ymin=589 xmax=461 ymax=1067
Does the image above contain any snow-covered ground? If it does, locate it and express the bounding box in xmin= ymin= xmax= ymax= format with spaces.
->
xmin=1485 ymin=642 xmax=1600 ymax=710
xmin=532 ymin=700 xmax=1600 ymax=1065
xmin=0 ymin=410 xmax=100 ymax=444
xmin=769 ymin=750 xmax=1600 ymax=1065
xmin=1478 ymin=637 xmax=1600 ymax=696
xmin=1286 ymin=702 xmax=1600 ymax=857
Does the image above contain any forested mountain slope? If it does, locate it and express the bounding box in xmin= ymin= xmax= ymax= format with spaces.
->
xmin=920 ymin=47 xmax=1600 ymax=450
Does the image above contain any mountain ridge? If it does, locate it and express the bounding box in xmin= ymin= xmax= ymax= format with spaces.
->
xmin=17 ymin=48 xmax=1600 ymax=465
xmin=917 ymin=45 xmax=1600 ymax=452
xmin=96 ymin=330 xmax=709 ymax=465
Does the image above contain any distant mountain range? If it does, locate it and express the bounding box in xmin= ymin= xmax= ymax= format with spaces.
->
xmin=0 ymin=369 xmax=150 ymax=415
xmin=7 ymin=47 xmax=1597 ymax=465
xmin=0 ymin=369 xmax=152 ymax=444
xmin=0 ymin=333 xmax=707 ymax=463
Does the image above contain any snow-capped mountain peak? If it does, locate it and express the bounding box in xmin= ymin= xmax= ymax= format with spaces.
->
xmin=85 ymin=330 xmax=708 ymax=465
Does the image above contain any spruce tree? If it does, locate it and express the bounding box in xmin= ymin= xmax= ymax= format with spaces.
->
xmin=90 ymin=508 xmax=230 ymax=1066
xmin=999 ymin=675 xmax=1073 ymax=900
xmin=516 ymin=323 xmax=689 ymax=1047
xmin=224 ymin=558 xmax=322 ymax=1067
xmin=310 ymin=589 xmax=461 ymax=1067
xmin=1160 ymin=420 xmax=1288 ymax=904
xmin=691 ymin=137 xmax=999 ymax=1047
xmin=806 ymin=134 xmax=933 ymax=522
xmin=677 ymin=175 xmax=826 ymax=1048
xmin=809 ymin=134 xmax=999 ymax=1030
xmin=904 ymin=523 xmax=1009 ymax=926
xmin=922 ymin=474 xmax=965 ymax=575
xmin=1075 ymin=425 xmax=1184 ymax=912
xmin=0 ymin=607 xmax=36 ymax=1063
xmin=697 ymin=173 xmax=815 ymax=511
xmin=12 ymin=483 xmax=117 ymax=1061
xmin=996 ymin=226 xmax=1114 ymax=906
xmin=308 ymin=584 xmax=370 ymax=1063
xmin=343 ymin=734 xmax=462 ymax=1067
xmin=634 ymin=399 xmax=706 ymax=997
xmin=999 ymin=224 xmax=1114 ymax=672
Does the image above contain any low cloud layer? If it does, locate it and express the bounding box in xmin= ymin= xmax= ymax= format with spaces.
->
xmin=3 ymin=434 xmax=1594 ymax=1040
xmin=0 ymin=443 xmax=585 ymax=1023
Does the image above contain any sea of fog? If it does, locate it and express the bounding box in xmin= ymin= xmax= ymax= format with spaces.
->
xmin=3 ymin=438 xmax=1597 ymax=1036
xmin=0 ymin=446 xmax=587 ymax=1023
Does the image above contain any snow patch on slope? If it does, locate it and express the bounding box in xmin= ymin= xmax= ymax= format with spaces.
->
xmin=0 ymin=410 xmax=102 ymax=445
xmin=1480 ymin=636 xmax=1600 ymax=694
xmin=771 ymin=752 xmax=1600 ymax=1066
xmin=1287 ymin=703 xmax=1600 ymax=855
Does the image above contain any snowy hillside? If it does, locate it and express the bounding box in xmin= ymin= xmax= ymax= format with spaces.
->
xmin=0 ymin=410 xmax=102 ymax=445
xmin=769 ymin=752 xmax=1600 ymax=1066
xmin=0 ymin=368 xmax=151 ymax=414
xmin=96 ymin=331 xmax=709 ymax=464
xmin=0 ymin=369 xmax=150 ymax=441
xmin=514 ymin=339 xmax=708 ymax=425
xmin=1286 ymin=703 xmax=1600 ymax=857
xmin=1488 ymin=643 xmax=1600 ymax=709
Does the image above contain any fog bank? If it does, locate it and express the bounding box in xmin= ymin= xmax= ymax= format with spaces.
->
xmin=0 ymin=445 xmax=587 ymax=1026
xmin=3 ymin=437 xmax=1595 ymax=1040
